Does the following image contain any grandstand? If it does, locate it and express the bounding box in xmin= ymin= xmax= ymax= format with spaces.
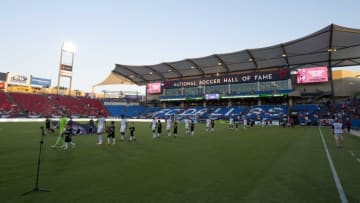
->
xmin=0 ymin=91 xmax=108 ymax=118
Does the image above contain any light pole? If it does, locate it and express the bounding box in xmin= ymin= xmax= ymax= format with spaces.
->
xmin=57 ymin=42 xmax=76 ymax=95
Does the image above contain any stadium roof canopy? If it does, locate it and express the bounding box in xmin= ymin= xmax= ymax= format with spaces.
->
xmin=96 ymin=24 xmax=360 ymax=86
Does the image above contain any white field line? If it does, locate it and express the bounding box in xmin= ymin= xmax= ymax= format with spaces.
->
xmin=319 ymin=127 xmax=348 ymax=203
xmin=357 ymin=158 xmax=360 ymax=163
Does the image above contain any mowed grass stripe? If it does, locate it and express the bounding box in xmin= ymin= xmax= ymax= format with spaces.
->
xmin=0 ymin=123 xmax=359 ymax=203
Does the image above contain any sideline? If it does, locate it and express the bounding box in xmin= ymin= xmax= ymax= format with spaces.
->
xmin=350 ymin=129 xmax=360 ymax=137
xmin=318 ymin=127 xmax=348 ymax=203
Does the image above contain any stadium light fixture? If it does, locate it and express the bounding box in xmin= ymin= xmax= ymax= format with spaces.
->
xmin=217 ymin=62 xmax=222 ymax=66
xmin=248 ymin=58 xmax=253 ymax=62
xmin=62 ymin=42 xmax=77 ymax=53
xmin=281 ymin=53 xmax=287 ymax=57
xmin=327 ymin=48 xmax=337 ymax=52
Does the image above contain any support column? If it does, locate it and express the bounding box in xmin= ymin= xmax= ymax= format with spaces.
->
xmin=289 ymin=97 xmax=293 ymax=106
xmin=228 ymin=99 xmax=232 ymax=107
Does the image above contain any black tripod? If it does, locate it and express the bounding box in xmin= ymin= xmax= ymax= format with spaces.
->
xmin=22 ymin=126 xmax=50 ymax=196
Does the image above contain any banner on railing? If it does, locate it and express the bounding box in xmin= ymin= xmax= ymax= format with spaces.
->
xmin=7 ymin=73 xmax=29 ymax=86
xmin=30 ymin=76 xmax=51 ymax=87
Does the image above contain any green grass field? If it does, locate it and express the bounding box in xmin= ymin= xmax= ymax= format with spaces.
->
xmin=1 ymin=122 xmax=360 ymax=203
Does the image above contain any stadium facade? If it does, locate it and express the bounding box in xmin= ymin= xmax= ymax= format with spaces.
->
xmin=97 ymin=24 xmax=360 ymax=107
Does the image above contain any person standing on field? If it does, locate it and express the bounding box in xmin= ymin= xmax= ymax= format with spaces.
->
xmin=120 ymin=114 xmax=127 ymax=141
xmin=206 ymin=117 xmax=211 ymax=132
xmin=151 ymin=117 xmax=157 ymax=138
xmin=107 ymin=121 xmax=116 ymax=144
xmin=166 ymin=117 xmax=172 ymax=136
xmin=156 ymin=119 xmax=162 ymax=138
xmin=190 ymin=120 xmax=195 ymax=135
xmin=96 ymin=113 xmax=105 ymax=145
xmin=173 ymin=121 xmax=178 ymax=137
xmin=184 ymin=117 xmax=190 ymax=136
xmin=332 ymin=118 xmax=345 ymax=148
xmin=51 ymin=114 xmax=68 ymax=148
xmin=129 ymin=122 xmax=136 ymax=142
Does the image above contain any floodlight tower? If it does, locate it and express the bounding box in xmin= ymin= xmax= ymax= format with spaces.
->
xmin=57 ymin=42 xmax=76 ymax=95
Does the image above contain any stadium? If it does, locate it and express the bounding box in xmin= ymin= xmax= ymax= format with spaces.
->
xmin=1 ymin=24 xmax=360 ymax=202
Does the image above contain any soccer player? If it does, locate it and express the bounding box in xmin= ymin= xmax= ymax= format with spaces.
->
xmin=120 ymin=114 xmax=127 ymax=141
xmin=243 ymin=118 xmax=247 ymax=129
xmin=229 ymin=116 xmax=234 ymax=130
xmin=45 ymin=117 xmax=54 ymax=135
xmin=129 ymin=122 xmax=136 ymax=142
xmin=151 ymin=117 xmax=157 ymax=138
xmin=107 ymin=121 xmax=115 ymax=144
xmin=235 ymin=115 xmax=240 ymax=131
xmin=88 ymin=118 xmax=95 ymax=134
xmin=166 ymin=117 xmax=172 ymax=136
xmin=211 ymin=119 xmax=215 ymax=132
xmin=96 ymin=113 xmax=105 ymax=145
xmin=184 ymin=117 xmax=190 ymax=136
xmin=173 ymin=121 xmax=178 ymax=137
xmin=51 ymin=114 xmax=68 ymax=148
xmin=157 ymin=119 xmax=162 ymax=138
xmin=332 ymin=118 xmax=345 ymax=148
xmin=190 ymin=120 xmax=195 ymax=136
xmin=206 ymin=117 xmax=211 ymax=132
xmin=63 ymin=123 xmax=75 ymax=150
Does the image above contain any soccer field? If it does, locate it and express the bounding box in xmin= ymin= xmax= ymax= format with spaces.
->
xmin=1 ymin=122 xmax=360 ymax=203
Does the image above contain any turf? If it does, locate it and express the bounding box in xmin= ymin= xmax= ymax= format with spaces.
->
xmin=0 ymin=122 xmax=360 ymax=203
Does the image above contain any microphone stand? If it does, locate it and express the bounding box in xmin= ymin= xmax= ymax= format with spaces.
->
xmin=22 ymin=126 xmax=51 ymax=195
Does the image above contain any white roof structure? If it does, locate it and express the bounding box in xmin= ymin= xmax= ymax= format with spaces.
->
xmin=97 ymin=24 xmax=360 ymax=86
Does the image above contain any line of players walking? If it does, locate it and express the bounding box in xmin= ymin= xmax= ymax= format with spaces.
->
xmin=151 ymin=116 xmax=196 ymax=138
xmin=47 ymin=112 xmax=350 ymax=150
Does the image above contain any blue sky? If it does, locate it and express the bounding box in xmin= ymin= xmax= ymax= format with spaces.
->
xmin=1 ymin=0 xmax=360 ymax=94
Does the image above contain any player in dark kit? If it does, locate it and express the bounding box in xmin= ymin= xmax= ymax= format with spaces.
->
xmin=190 ymin=120 xmax=195 ymax=135
xmin=45 ymin=117 xmax=54 ymax=135
xmin=88 ymin=118 xmax=95 ymax=134
xmin=107 ymin=121 xmax=115 ymax=144
xmin=129 ymin=122 xmax=136 ymax=142
xmin=63 ymin=124 xmax=75 ymax=150
xmin=211 ymin=119 xmax=215 ymax=132
xmin=157 ymin=119 xmax=162 ymax=137
xmin=173 ymin=121 xmax=178 ymax=137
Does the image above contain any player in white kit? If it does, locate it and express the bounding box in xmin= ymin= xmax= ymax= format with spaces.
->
xmin=206 ymin=118 xmax=211 ymax=132
xmin=332 ymin=119 xmax=344 ymax=148
xmin=120 ymin=114 xmax=127 ymax=141
xmin=184 ymin=117 xmax=190 ymax=136
xmin=243 ymin=118 xmax=247 ymax=129
xmin=229 ymin=117 xmax=234 ymax=130
xmin=166 ymin=117 xmax=172 ymax=136
xmin=96 ymin=113 xmax=105 ymax=145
